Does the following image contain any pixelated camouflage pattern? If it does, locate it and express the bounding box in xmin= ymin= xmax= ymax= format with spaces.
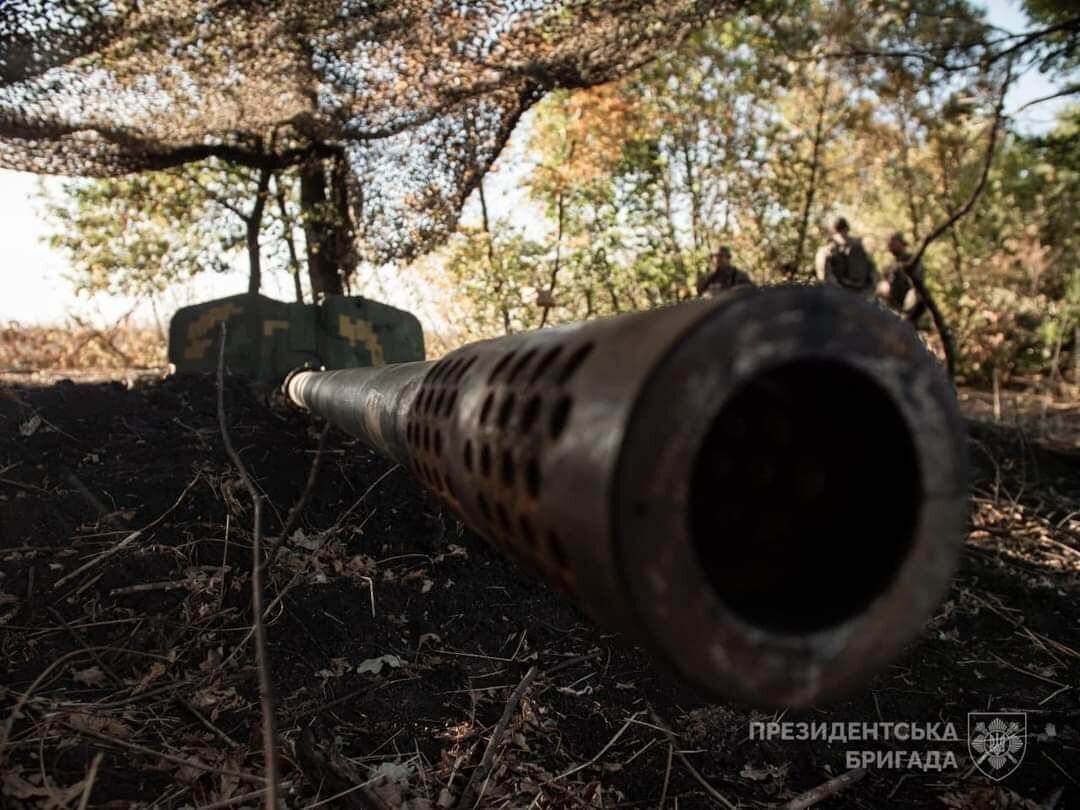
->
xmin=168 ymin=294 xmax=424 ymax=384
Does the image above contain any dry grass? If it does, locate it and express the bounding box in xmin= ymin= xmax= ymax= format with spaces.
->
xmin=0 ymin=322 xmax=167 ymax=374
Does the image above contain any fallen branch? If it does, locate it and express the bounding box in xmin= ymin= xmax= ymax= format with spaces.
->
xmin=658 ymin=742 xmax=674 ymax=809
xmin=46 ymin=607 xmax=121 ymax=684
xmin=1 ymin=646 xmax=168 ymax=764
xmin=779 ymin=767 xmax=867 ymax=809
xmin=64 ymin=725 xmax=266 ymax=786
xmin=216 ymin=570 xmax=306 ymax=670
xmin=76 ymin=752 xmax=104 ymax=810
xmin=109 ymin=580 xmax=188 ymax=596
xmin=646 ymin=710 xmax=736 ymax=810
xmin=217 ymin=323 xmax=280 ymax=810
xmin=52 ymin=474 xmax=200 ymax=591
xmin=296 ymin=725 xmax=389 ymax=810
xmin=0 ymin=476 xmax=48 ymax=493
xmin=267 ymin=422 xmax=332 ymax=568
xmin=63 ymin=470 xmax=127 ymax=530
xmin=455 ymin=665 xmax=538 ymax=810
xmin=549 ymin=709 xmax=646 ymax=787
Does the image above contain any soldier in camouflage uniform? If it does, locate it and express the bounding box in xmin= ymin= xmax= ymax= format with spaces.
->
xmin=815 ymin=217 xmax=878 ymax=299
xmin=697 ymin=246 xmax=753 ymax=298
xmin=877 ymin=231 xmax=927 ymax=323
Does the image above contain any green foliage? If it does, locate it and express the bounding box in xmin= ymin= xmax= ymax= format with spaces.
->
xmin=28 ymin=0 xmax=1078 ymax=384
xmin=46 ymin=167 xmax=229 ymax=298
xmin=940 ymin=107 xmax=1080 ymax=382
xmin=445 ymin=225 xmax=549 ymax=337
xmin=448 ymin=0 xmax=1078 ymax=384
xmin=45 ymin=161 xmax=306 ymax=299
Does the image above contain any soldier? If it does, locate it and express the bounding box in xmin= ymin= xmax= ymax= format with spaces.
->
xmin=877 ymin=231 xmax=927 ymax=323
xmin=697 ymin=246 xmax=753 ymax=297
xmin=815 ymin=217 xmax=877 ymax=298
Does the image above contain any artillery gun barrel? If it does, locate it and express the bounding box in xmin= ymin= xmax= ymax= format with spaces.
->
xmin=285 ymin=286 xmax=967 ymax=707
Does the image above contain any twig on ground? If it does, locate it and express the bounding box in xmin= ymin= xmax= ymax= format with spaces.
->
xmin=198 ymin=787 xmax=269 ymax=810
xmin=456 ymin=665 xmax=538 ymax=810
xmin=52 ymin=473 xmax=200 ymax=591
xmin=1041 ymin=786 xmax=1065 ymax=810
xmin=305 ymin=776 xmax=383 ymax=810
xmin=646 ymin=710 xmax=736 ymax=810
xmin=73 ymin=571 xmax=106 ymax=597
xmin=269 ymin=423 xmax=332 ymax=566
xmin=63 ymin=470 xmax=126 ymax=529
xmin=198 ymin=783 xmax=290 ymax=810
xmin=217 ymin=570 xmax=305 ymax=670
xmin=657 ymin=742 xmax=673 ymax=809
xmin=295 ymin=726 xmax=389 ymax=810
xmin=64 ymin=724 xmax=267 ymax=785
xmin=76 ymin=752 xmax=104 ymax=810
xmin=46 ymin=607 xmax=122 ymax=684
xmin=217 ymin=322 xmax=280 ymax=810
xmin=109 ymin=580 xmax=188 ymax=596
xmin=219 ymin=513 xmax=231 ymax=610
xmin=1042 ymin=752 xmax=1080 ymax=787
xmin=0 ymin=476 xmax=48 ymax=493
xmin=1039 ymin=684 xmax=1071 ymax=706
xmin=181 ymin=702 xmax=242 ymax=749
xmin=320 ymin=465 xmax=400 ymax=540
xmin=779 ymin=767 xmax=867 ymax=809
xmin=1 ymin=646 xmax=167 ymax=763
xmin=541 ymin=651 xmax=602 ymax=678
xmin=549 ymin=710 xmax=646 ymax=786
xmin=36 ymin=413 xmax=78 ymax=442
xmin=291 ymin=677 xmax=418 ymax=722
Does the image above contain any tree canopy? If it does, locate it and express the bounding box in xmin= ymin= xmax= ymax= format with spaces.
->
xmin=438 ymin=0 xmax=1078 ymax=383
xmin=1 ymin=0 xmax=738 ymax=265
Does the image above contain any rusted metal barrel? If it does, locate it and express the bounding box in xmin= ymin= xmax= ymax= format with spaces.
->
xmin=285 ymin=286 xmax=967 ymax=707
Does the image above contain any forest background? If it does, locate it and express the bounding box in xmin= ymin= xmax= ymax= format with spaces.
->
xmin=4 ymin=0 xmax=1078 ymax=388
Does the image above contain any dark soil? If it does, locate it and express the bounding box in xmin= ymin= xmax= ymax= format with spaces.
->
xmin=1 ymin=374 xmax=1078 ymax=809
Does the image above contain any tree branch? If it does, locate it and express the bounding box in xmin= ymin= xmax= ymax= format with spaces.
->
xmin=1009 ymin=84 xmax=1080 ymax=117
xmin=904 ymin=62 xmax=1013 ymax=380
xmin=216 ymin=324 xmax=280 ymax=810
xmin=273 ymin=171 xmax=306 ymax=303
xmin=189 ymin=173 xmax=249 ymax=220
xmin=814 ymin=15 xmax=1079 ymax=73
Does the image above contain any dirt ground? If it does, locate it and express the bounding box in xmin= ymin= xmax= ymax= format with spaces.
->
xmin=1 ymin=372 xmax=1078 ymax=809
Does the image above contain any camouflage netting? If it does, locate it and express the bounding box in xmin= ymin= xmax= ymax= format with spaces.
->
xmin=0 ymin=0 xmax=736 ymax=260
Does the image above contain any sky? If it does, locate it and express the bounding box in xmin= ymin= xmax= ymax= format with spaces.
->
xmin=0 ymin=0 xmax=1072 ymax=328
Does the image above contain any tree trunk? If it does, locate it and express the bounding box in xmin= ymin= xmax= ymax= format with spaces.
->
xmin=478 ymin=179 xmax=495 ymax=266
xmin=300 ymin=161 xmax=343 ymax=297
xmin=793 ymin=72 xmax=831 ymax=277
xmin=538 ymin=189 xmax=566 ymax=328
xmin=246 ymin=168 xmax=271 ymax=295
xmin=1073 ymin=323 xmax=1078 ymax=385
xmin=330 ymin=155 xmax=359 ymax=288
xmin=273 ymin=172 xmax=305 ymax=303
xmin=680 ymin=136 xmax=702 ymax=251
xmin=477 ymin=180 xmax=512 ymax=335
xmin=660 ymin=172 xmax=690 ymax=296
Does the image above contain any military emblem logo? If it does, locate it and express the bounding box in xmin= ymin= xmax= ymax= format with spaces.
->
xmin=968 ymin=712 xmax=1026 ymax=780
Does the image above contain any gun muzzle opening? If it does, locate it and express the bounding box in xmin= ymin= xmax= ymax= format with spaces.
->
xmin=614 ymin=290 xmax=966 ymax=706
xmin=690 ymin=359 xmax=920 ymax=636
